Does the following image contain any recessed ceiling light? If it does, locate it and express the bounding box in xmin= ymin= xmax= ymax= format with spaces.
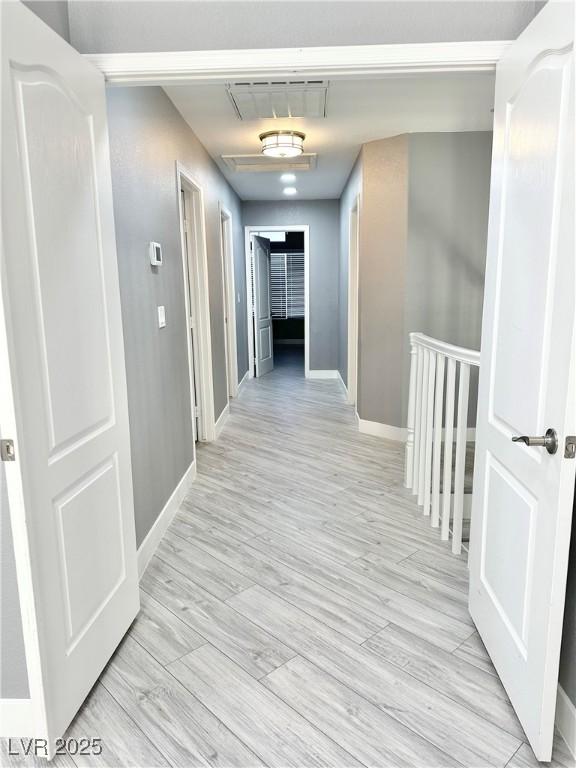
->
xmin=283 ymin=187 xmax=297 ymax=196
xmin=280 ymin=173 xmax=296 ymax=183
xmin=260 ymin=130 xmax=305 ymax=158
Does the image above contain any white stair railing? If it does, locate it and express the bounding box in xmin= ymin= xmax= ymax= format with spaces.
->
xmin=405 ymin=333 xmax=480 ymax=555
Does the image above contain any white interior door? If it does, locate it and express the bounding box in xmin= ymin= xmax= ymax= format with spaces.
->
xmin=253 ymin=236 xmax=274 ymax=377
xmin=1 ymin=1 xmax=139 ymax=747
xmin=469 ymin=1 xmax=574 ymax=760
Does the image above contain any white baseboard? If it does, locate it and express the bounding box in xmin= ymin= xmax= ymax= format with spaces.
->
xmin=357 ymin=414 xmax=407 ymax=442
xmin=556 ymin=685 xmax=576 ymax=759
xmin=137 ymin=461 xmax=196 ymax=578
xmin=0 ymin=698 xmax=34 ymax=737
xmin=307 ymin=370 xmax=339 ymax=379
xmin=214 ymin=402 xmax=230 ymax=438
xmin=337 ymin=370 xmax=348 ymax=394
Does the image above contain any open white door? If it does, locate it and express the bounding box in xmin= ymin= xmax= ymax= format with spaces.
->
xmin=469 ymin=1 xmax=574 ymax=760
xmin=1 ymin=1 xmax=139 ymax=749
xmin=253 ymin=236 xmax=274 ymax=377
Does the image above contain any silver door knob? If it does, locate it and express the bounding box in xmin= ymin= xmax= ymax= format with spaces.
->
xmin=512 ymin=428 xmax=558 ymax=454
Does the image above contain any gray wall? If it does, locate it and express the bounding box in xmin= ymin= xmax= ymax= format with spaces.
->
xmin=402 ymin=132 xmax=492 ymax=425
xmin=1 ymin=463 xmax=29 ymax=698
xmin=347 ymin=132 xmax=491 ymax=429
xmin=338 ymin=156 xmax=362 ymax=385
xmin=242 ymin=200 xmax=340 ymax=372
xmin=67 ymin=1 xmax=541 ymax=53
xmin=23 ymin=0 xmax=70 ymax=41
xmin=106 ymin=86 xmax=245 ymax=546
xmin=358 ymin=136 xmax=409 ymax=426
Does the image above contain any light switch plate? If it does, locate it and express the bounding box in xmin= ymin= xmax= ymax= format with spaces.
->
xmin=149 ymin=241 xmax=163 ymax=266
xmin=157 ymin=305 xmax=166 ymax=328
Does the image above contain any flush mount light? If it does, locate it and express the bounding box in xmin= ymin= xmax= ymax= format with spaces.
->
xmin=260 ymin=130 xmax=305 ymax=158
xmin=280 ymin=173 xmax=296 ymax=183
xmin=283 ymin=187 xmax=298 ymax=196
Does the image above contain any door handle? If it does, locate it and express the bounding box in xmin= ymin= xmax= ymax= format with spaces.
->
xmin=512 ymin=428 xmax=558 ymax=454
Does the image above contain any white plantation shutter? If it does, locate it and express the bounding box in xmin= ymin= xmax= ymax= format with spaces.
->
xmin=270 ymin=253 xmax=287 ymax=318
xmin=269 ymin=252 xmax=305 ymax=319
xmin=287 ymin=252 xmax=305 ymax=318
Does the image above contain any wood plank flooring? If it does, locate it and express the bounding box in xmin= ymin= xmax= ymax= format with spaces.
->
xmin=2 ymin=348 xmax=571 ymax=768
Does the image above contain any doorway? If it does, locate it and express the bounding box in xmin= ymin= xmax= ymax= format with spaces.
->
xmin=347 ymin=196 xmax=360 ymax=406
xmin=219 ymin=205 xmax=238 ymax=398
xmin=244 ymin=225 xmax=310 ymax=378
xmin=177 ymin=164 xmax=216 ymax=442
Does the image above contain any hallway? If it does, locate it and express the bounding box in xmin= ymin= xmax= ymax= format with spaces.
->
xmin=9 ymin=362 xmax=570 ymax=768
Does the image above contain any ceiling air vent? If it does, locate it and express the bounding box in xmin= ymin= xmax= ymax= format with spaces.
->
xmin=227 ymin=81 xmax=328 ymax=120
xmin=221 ymin=154 xmax=317 ymax=173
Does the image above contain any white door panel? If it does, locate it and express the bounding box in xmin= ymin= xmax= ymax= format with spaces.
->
xmin=1 ymin=2 xmax=138 ymax=747
xmin=253 ymin=236 xmax=274 ymax=377
xmin=469 ymin=1 xmax=574 ymax=761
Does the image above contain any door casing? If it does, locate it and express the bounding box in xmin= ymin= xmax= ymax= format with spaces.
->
xmin=177 ymin=163 xmax=216 ymax=442
xmin=244 ymin=225 xmax=310 ymax=378
xmin=219 ymin=205 xmax=238 ymax=398
xmin=347 ymin=196 xmax=360 ymax=406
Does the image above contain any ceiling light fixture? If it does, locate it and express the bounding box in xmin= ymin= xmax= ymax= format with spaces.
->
xmin=280 ymin=173 xmax=296 ymax=183
xmin=260 ymin=130 xmax=305 ymax=158
xmin=283 ymin=187 xmax=298 ymax=196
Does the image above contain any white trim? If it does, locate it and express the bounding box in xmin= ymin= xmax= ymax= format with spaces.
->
xmin=347 ymin=195 xmax=360 ymax=406
xmin=308 ymin=370 xmax=339 ymax=380
xmin=237 ymin=369 xmax=249 ymax=393
xmin=137 ymin=461 xmax=196 ymax=578
xmin=177 ymin=163 xmax=216 ymax=442
xmin=357 ymin=415 xmax=407 ymax=442
xmin=85 ymin=41 xmax=511 ymax=85
xmin=0 ymin=699 xmax=35 ymax=738
xmin=245 ymin=225 xmax=310 ymax=378
xmin=214 ymin=403 xmax=230 ymax=439
xmin=556 ymin=685 xmax=576 ymax=759
xmin=410 ymin=332 xmax=480 ymax=367
xmin=356 ymin=418 xmax=475 ymax=443
xmin=219 ymin=204 xmax=238 ymax=399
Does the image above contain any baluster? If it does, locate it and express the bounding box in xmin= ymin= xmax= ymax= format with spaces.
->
xmin=417 ymin=349 xmax=430 ymax=505
xmin=431 ymin=353 xmax=445 ymax=527
xmin=441 ymin=357 xmax=456 ymax=540
xmin=452 ymin=362 xmax=470 ymax=555
xmin=404 ymin=339 xmax=417 ymax=488
xmin=422 ymin=351 xmax=436 ymax=515
xmin=412 ymin=345 xmax=424 ymax=494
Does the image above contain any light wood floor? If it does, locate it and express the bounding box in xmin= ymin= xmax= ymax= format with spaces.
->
xmin=3 ymin=349 xmax=571 ymax=768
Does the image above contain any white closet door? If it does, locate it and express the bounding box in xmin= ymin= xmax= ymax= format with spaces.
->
xmin=253 ymin=236 xmax=274 ymax=377
xmin=1 ymin=2 xmax=138 ymax=748
xmin=468 ymin=0 xmax=574 ymax=760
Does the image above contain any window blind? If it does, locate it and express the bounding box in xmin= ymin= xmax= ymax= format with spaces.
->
xmin=269 ymin=252 xmax=304 ymax=319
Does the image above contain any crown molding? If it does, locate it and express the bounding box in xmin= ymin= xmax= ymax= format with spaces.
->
xmin=85 ymin=41 xmax=510 ymax=85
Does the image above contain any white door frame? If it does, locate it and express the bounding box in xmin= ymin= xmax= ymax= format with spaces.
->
xmin=244 ymin=225 xmax=310 ymax=378
xmin=219 ymin=204 xmax=238 ymax=398
xmin=86 ymin=41 xmax=511 ymax=84
xmin=347 ymin=195 xmax=360 ymax=406
xmin=177 ymin=162 xmax=216 ymax=442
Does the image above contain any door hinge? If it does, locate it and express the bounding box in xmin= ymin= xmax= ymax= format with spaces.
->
xmin=565 ymin=436 xmax=576 ymax=459
xmin=194 ymin=406 xmax=200 ymax=417
xmin=1 ymin=439 xmax=15 ymax=461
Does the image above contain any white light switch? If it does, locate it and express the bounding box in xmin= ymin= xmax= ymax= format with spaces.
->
xmin=157 ymin=305 xmax=166 ymax=328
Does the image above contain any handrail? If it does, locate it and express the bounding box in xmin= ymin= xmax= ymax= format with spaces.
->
xmin=405 ymin=331 xmax=480 ymax=557
xmin=409 ymin=332 xmax=480 ymax=367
